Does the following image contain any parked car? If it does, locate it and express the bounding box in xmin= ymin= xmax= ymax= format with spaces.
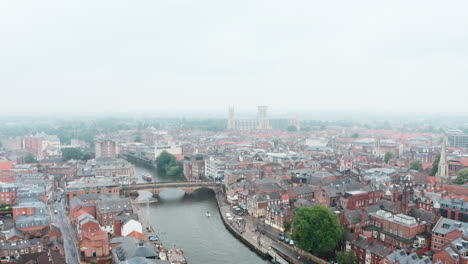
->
xmin=54 ymin=209 xmax=58 ymax=214
xmin=289 ymin=239 xmax=294 ymax=245
xmin=284 ymin=237 xmax=290 ymax=243
xmin=279 ymin=232 xmax=285 ymax=241
xmin=148 ymin=236 xmax=159 ymax=241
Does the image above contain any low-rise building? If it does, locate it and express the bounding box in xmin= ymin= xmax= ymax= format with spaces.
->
xmin=439 ymin=198 xmax=468 ymax=223
xmin=340 ymin=190 xmax=383 ymax=210
xmin=96 ymin=197 xmax=132 ymax=235
xmin=363 ymin=210 xmax=429 ymax=251
xmin=379 ymin=249 xmax=431 ymax=264
xmin=66 ymin=177 xmax=121 ymax=201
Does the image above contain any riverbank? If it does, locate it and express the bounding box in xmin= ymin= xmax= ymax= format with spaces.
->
xmin=132 ymin=199 xmax=187 ymax=263
xmin=214 ymin=193 xmax=326 ymax=264
xmin=214 ymin=193 xmax=271 ymax=258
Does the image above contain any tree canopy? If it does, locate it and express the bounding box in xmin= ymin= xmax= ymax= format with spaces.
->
xmin=351 ymin=133 xmax=359 ymax=138
xmin=454 ymin=168 xmax=468 ymax=185
xmin=384 ymin=152 xmax=395 ymax=163
xmin=336 ymin=250 xmax=357 ymax=264
xmin=156 ymin=151 xmax=182 ymax=177
xmin=25 ymin=153 xmax=37 ymax=163
xmin=62 ymin=148 xmax=94 ymax=161
xmin=62 ymin=148 xmax=83 ymax=161
xmin=292 ymin=205 xmax=343 ymax=254
xmin=410 ymin=160 xmax=423 ymax=171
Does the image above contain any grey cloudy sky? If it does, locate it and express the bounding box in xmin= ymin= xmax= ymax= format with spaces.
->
xmin=1 ymin=1 xmax=467 ymax=115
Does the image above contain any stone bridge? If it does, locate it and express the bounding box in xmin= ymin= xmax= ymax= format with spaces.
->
xmin=122 ymin=181 xmax=223 ymax=196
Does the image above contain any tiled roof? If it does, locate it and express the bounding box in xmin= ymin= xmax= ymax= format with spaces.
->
xmin=0 ymin=161 xmax=15 ymax=171
xmin=433 ymin=218 xmax=468 ymax=235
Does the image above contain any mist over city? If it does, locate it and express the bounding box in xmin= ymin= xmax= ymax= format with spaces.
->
xmin=1 ymin=1 xmax=468 ymax=264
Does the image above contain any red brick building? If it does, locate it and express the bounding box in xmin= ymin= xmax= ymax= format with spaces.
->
xmin=364 ymin=210 xmax=428 ymax=251
xmin=0 ymin=183 xmax=18 ymax=205
xmin=24 ymin=136 xmax=43 ymax=157
xmin=79 ymin=230 xmax=110 ymax=258
xmin=66 ymin=178 xmax=120 ymax=201
xmin=96 ymin=197 xmax=132 ymax=236
xmin=431 ymin=217 xmax=468 ymax=252
xmin=340 ymin=190 xmax=383 ymax=210
xmin=439 ymin=197 xmax=468 ymax=223
xmin=47 ymin=160 xmax=78 ymax=179
xmin=349 ymin=235 xmax=392 ymax=264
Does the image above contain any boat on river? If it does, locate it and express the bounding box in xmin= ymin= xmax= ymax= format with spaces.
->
xmin=206 ymin=211 xmax=211 ymax=217
xmin=142 ymin=173 xmax=153 ymax=182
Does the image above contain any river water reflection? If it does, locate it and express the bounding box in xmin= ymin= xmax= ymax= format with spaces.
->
xmin=133 ymin=164 xmax=269 ymax=264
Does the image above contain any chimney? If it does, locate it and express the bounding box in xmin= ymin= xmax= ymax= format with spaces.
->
xmin=360 ymin=207 xmax=367 ymax=223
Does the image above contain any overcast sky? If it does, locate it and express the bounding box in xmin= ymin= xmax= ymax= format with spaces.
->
xmin=1 ymin=1 xmax=467 ymax=115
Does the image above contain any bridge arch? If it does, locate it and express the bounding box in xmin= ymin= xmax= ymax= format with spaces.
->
xmin=123 ymin=182 xmax=223 ymax=197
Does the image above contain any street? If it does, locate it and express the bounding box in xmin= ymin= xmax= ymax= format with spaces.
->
xmin=51 ymin=199 xmax=81 ymax=264
xmin=216 ymin=194 xmax=317 ymax=264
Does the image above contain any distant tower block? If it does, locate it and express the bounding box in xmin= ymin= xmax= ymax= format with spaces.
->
xmin=257 ymin=105 xmax=270 ymax=130
xmin=228 ymin=107 xmax=235 ymax=130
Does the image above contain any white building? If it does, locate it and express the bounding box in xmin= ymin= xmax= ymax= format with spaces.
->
xmin=205 ymin=156 xmax=225 ymax=179
xmin=121 ymin=219 xmax=143 ymax=237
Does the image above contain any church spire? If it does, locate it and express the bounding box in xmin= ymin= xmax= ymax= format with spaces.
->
xmin=437 ymin=135 xmax=449 ymax=181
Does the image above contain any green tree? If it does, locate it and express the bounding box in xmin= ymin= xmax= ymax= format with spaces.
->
xmin=384 ymin=152 xmax=395 ymax=163
xmin=283 ymin=221 xmax=291 ymax=233
xmin=61 ymin=148 xmax=83 ymax=161
xmin=454 ymin=168 xmax=468 ymax=185
xmin=82 ymin=152 xmax=95 ymax=161
xmin=166 ymin=165 xmax=182 ymax=177
xmin=134 ymin=135 xmax=142 ymax=142
xmin=156 ymin=151 xmax=176 ymax=174
xmin=25 ymin=153 xmax=37 ymax=163
xmin=287 ymin=125 xmax=297 ymax=132
xmin=292 ymin=205 xmax=343 ymax=254
xmin=351 ymin=133 xmax=359 ymax=138
xmin=155 ymin=151 xmax=182 ymax=177
xmin=336 ymin=250 xmax=357 ymax=264
xmin=431 ymin=153 xmax=441 ymax=176
xmin=410 ymin=160 xmax=423 ymax=171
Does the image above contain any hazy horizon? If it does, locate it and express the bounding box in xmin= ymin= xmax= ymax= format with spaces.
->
xmin=1 ymin=1 xmax=468 ymax=114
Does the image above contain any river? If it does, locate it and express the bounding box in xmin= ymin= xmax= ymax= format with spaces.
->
xmin=134 ymin=164 xmax=270 ymax=264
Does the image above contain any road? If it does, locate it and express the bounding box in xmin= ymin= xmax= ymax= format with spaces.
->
xmin=216 ymin=194 xmax=317 ymax=264
xmin=252 ymin=218 xmax=318 ymax=264
xmin=51 ymin=199 xmax=81 ymax=264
